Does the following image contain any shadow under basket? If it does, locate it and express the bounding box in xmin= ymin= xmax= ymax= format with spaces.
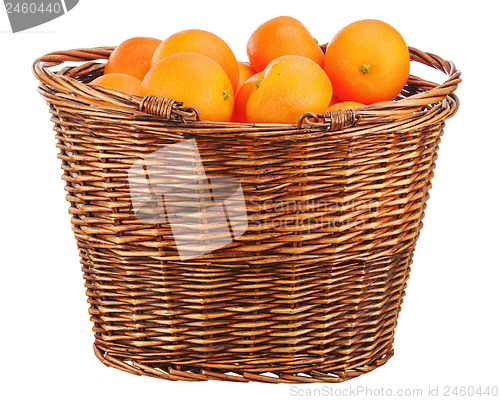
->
xmin=33 ymin=46 xmax=461 ymax=383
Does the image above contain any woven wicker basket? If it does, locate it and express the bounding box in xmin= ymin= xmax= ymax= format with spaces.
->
xmin=33 ymin=46 xmax=460 ymax=383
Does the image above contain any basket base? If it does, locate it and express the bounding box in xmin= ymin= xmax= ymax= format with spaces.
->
xmin=93 ymin=344 xmax=394 ymax=383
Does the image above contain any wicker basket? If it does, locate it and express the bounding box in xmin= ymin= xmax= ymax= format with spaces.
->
xmin=33 ymin=46 xmax=460 ymax=383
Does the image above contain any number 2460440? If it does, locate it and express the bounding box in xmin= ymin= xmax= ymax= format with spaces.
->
xmin=444 ymin=386 xmax=498 ymax=397
xmin=5 ymin=2 xmax=62 ymax=14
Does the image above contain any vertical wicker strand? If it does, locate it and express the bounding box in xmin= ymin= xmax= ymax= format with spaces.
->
xmin=104 ymin=135 xmax=127 ymax=348
xmin=199 ymin=143 xmax=213 ymax=373
xmin=291 ymin=140 xmax=306 ymax=360
xmin=339 ymin=136 xmax=357 ymax=373
xmin=250 ymin=135 xmax=259 ymax=360
xmin=369 ymin=129 xmax=397 ymax=366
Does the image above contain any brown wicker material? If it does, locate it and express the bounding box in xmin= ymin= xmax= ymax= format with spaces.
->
xmin=33 ymin=46 xmax=460 ymax=383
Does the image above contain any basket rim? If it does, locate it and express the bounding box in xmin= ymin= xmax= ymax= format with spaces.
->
xmin=32 ymin=46 xmax=461 ymax=132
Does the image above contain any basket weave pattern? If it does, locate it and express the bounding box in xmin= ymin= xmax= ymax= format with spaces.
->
xmin=33 ymin=47 xmax=460 ymax=383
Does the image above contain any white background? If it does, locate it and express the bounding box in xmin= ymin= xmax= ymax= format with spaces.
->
xmin=1 ymin=0 xmax=499 ymax=399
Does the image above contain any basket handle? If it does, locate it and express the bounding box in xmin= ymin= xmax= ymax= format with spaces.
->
xmin=297 ymin=46 xmax=461 ymax=131
xmin=138 ymin=95 xmax=200 ymax=121
xmin=297 ymin=109 xmax=358 ymax=131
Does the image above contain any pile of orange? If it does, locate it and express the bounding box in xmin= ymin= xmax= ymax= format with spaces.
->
xmin=91 ymin=17 xmax=410 ymax=124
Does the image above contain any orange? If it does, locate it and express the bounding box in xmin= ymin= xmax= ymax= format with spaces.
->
xmin=327 ymin=101 xmax=365 ymax=112
xmin=104 ymin=37 xmax=161 ymax=80
xmin=89 ymin=73 xmax=143 ymax=96
xmin=151 ymin=29 xmax=239 ymax=92
xmin=246 ymin=55 xmax=332 ymax=124
xmin=246 ymin=16 xmax=324 ymax=72
xmin=142 ymin=53 xmax=234 ymax=122
xmin=324 ymin=19 xmax=410 ymax=104
xmin=236 ymin=62 xmax=257 ymax=94
xmin=232 ymin=72 xmax=264 ymax=122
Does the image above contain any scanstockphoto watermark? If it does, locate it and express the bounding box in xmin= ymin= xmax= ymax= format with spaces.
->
xmin=248 ymin=197 xmax=380 ymax=232
xmin=289 ymin=385 xmax=499 ymax=398
xmin=128 ymin=139 xmax=383 ymax=261
xmin=290 ymin=386 xmax=424 ymax=398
